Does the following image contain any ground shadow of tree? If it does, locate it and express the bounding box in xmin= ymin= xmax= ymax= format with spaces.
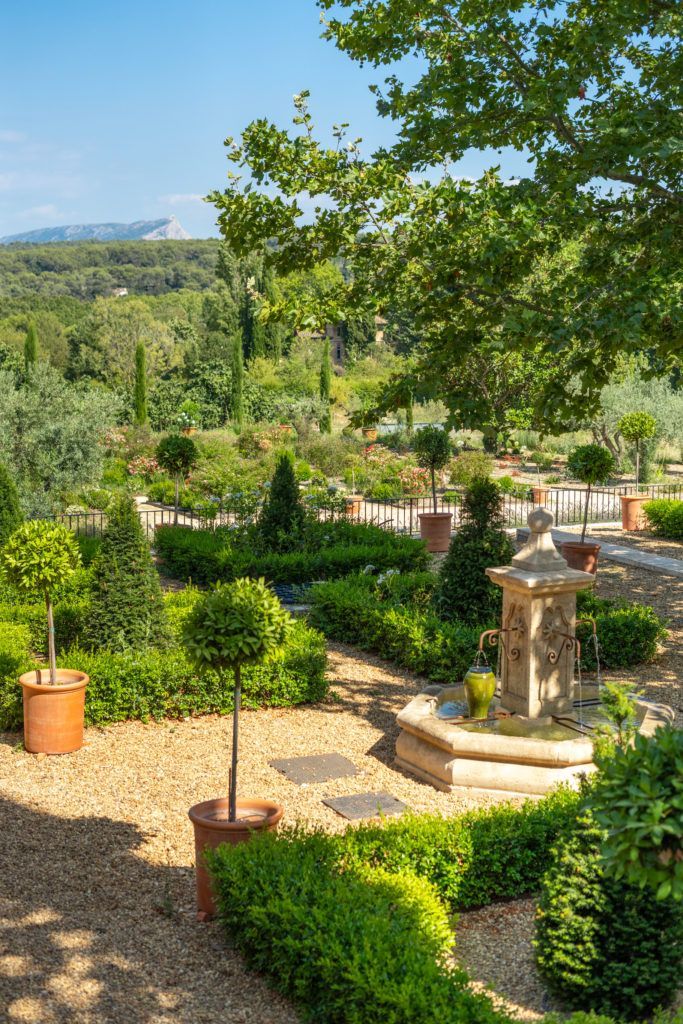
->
xmin=0 ymin=796 xmax=297 ymax=1024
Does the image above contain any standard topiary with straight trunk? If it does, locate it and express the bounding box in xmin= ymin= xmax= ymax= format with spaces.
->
xmin=155 ymin=433 xmax=199 ymax=525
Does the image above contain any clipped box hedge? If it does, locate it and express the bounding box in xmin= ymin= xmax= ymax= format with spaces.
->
xmin=207 ymin=787 xmax=581 ymax=1024
xmin=0 ymin=592 xmax=328 ymax=729
xmin=643 ymin=498 xmax=683 ymax=540
xmin=154 ymin=522 xmax=429 ymax=584
xmin=308 ymin=573 xmax=666 ymax=680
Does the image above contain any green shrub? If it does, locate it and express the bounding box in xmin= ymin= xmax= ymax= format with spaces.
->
xmin=0 ymin=463 xmax=23 ymax=548
xmin=589 ymin=726 xmax=683 ymax=902
xmin=258 ymin=453 xmax=306 ymax=552
xmin=0 ymin=616 xmax=327 ymax=730
xmin=0 ymin=598 xmax=88 ymax=654
xmin=576 ymin=590 xmax=666 ymax=669
xmin=643 ymin=498 xmax=683 ymax=540
xmin=309 ymin=574 xmax=666 ymax=680
xmin=154 ymin=523 xmax=429 ymax=584
xmin=535 ymin=811 xmax=683 ymax=1019
xmin=449 ymin=450 xmax=494 ymax=487
xmin=76 ymin=535 xmax=102 ymax=566
xmin=207 ymin=830 xmax=503 ymax=1024
xmin=436 ymin=479 xmax=513 ymax=624
xmin=0 ymin=623 xmax=34 ymax=728
xmin=87 ymin=495 xmax=169 ymax=652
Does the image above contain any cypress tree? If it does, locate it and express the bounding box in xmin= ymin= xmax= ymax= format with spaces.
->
xmin=87 ymin=495 xmax=168 ymax=652
xmin=319 ymin=338 xmax=332 ymax=434
xmin=0 ymin=462 xmax=23 ymax=548
xmin=24 ymin=323 xmax=38 ymax=373
xmin=259 ymin=453 xmax=306 ymax=552
xmin=231 ymin=336 xmax=245 ymax=433
xmin=133 ymin=342 xmax=147 ymax=425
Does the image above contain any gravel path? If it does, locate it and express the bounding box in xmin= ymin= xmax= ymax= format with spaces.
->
xmin=0 ymin=643 xmax=505 ymax=1024
xmin=586 ymin=527 xmax=682 ymax=563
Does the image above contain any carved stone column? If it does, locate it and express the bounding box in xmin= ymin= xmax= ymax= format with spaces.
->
xmin=486 ymin=508 xmax=594 ymax=718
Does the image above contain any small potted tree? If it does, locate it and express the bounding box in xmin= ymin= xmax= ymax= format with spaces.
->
xmin=562 ymin=444 xmax=615 ymax=573
xmin=184 ymin=577 xmax=290 ymax=918
xmin=414 ymin=425 xmax=453 ymax=552
xmin=618 ymin=412 xmax=657 ymax=531
xmin=1 ymin=521 xmax=88 ymax=754
xmin=530 ymin=450 xmax=555 ymax=505
xmin=155 ymin=433 xmax=199 ymax=525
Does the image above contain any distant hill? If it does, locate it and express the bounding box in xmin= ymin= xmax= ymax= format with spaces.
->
xmin=0 ymin=215 xmax=192 ymax=245
xmin=0 ymin=238 xmax=220 ymax=299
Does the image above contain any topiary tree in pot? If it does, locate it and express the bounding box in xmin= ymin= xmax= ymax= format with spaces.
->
xmin=617 ymin=411 xmax=658 ymax=530
xmin=155 ymin=433 xmax=199 ymax=525
xmin=183 ymin=577 xmax=291 ymax=917
xmin=413 ymin=425 xmax=453 ymax=552
xmin=1 ymin=521 xmax=87 ymax=754
xmin=563 ymin=444 xmax=615 ymax=572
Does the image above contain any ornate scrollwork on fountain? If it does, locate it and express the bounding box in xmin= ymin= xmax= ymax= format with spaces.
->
xmin=504 ymin=603 xmax=526 ymax=662
xmin=541 ymin=605 xmax=577 ymax=665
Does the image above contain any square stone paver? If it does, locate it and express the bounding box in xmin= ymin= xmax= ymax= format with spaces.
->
xmin=270 ymin=753 xmax=358 ymax=785
xmin=322 ymin=791 xmax=408 ymax=820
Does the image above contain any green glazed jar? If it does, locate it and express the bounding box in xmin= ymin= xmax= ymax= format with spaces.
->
xmin=463 ymin=666 xmax=496 ymax=720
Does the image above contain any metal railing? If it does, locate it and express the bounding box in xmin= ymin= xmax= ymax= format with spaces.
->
xmin=47 ymin=483 xmax=682 ymax=538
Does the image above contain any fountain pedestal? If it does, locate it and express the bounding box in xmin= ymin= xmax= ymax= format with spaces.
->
xmin=394 ymin=507 xmax=673 ymax=796
xmin=485 ymin=507 xmax=594 ymax=718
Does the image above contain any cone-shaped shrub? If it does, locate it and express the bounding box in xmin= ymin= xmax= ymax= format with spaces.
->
xmin=0 ymin=463 xmax=23 ymax=548
xmin=258 ymin=453 xmax=306 ymax=552
xmin=436 ymin=479 xmax=513 ymax=624
xmin=87 ymin=495 xmax=168 ymax=651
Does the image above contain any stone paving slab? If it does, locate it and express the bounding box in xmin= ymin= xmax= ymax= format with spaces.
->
xmin=517 ymin=527 xmax=683 ymax=579
xmin=322 ymin=791 xmax=408 ymax=820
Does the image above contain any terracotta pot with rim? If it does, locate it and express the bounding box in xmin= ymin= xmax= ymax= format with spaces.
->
xmin=560 ymin=541 xmax=601 ymax=575
xmin=362 ymin=427 xmax=378 ymax=441
xmin=532 ymin=486 xmax=551 ymax=506
xmin=418 ymin=511 xmax=453 ymax=553
xmin=19 ymin=669 xmax=89 ymax=754
xmin=189 ymin=796 xmax=283 ymax=918
xmin=345 ymin=495 xmax=363 ymax=519
xmin=620 ymin=494 xmax=648 ymax=531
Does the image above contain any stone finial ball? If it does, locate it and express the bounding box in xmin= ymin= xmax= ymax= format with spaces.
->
xmin=528 ymin=506 xmax=554 ymax=534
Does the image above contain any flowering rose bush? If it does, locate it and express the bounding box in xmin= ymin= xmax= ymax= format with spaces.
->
xmin=127 ymin=455 xmax=160 ymax=480
xmin=398 ymin=466 xmax=431 ymax=495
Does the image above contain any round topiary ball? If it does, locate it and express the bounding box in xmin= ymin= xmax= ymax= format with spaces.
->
xmin=534 ymin=812 xmax=683 ymax=1020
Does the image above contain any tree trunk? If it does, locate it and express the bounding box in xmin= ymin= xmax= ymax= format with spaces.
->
xmin=46 ymin=594 xmax=56 ymax=685
xmin=635 ymin=441 xmax=640 ymax=492
xmin=431 ymin=467 xmax=437 ymax=514
xmin=581 ymin=483 xmax=591 ymax=544
xmin=229 ymin=664 xmax=241 ymax=822
xmin=174 ymin=476 xmax=179 ymax=526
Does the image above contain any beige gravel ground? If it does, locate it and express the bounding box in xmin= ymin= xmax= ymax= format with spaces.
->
xmin=1 ymin=553 xmax=679 ymax=1023
xmin=0 ymin=643 xmax=508 ymax=1024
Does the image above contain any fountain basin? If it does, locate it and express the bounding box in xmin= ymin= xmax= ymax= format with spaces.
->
xmin=395 ymin=684 xmax=673 ymax=796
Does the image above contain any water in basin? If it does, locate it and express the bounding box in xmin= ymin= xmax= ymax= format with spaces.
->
xmin=459 ymin=718 xmax=582 ymax=741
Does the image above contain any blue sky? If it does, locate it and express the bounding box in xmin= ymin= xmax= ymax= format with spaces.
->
xmin=0 ymin=0 xmax=528 ymax=239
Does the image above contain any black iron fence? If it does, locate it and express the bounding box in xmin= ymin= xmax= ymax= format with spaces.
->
xmin=47 ymin=482 xmax=683 ymax=538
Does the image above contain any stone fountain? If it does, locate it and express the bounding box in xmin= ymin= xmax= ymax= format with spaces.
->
xmin=395 ymin=508 xmax=673 ymax=796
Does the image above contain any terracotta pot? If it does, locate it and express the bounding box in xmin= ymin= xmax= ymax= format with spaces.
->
xmin=181 ymin=426 xmax=197 ymax=436
xmin=620 ymin=494 xmax=648 ymax=531
xmin=560 ymin=541 xmax=601 ymax=575
xmin=345 ymin=495 xmax=363 ymax=519
xmin=362 ymin=427 xmax=378 ymax=441
xmin=189 ymin=797 xmax=283 ymax=918
xmin=418 ymin=511 xmax=453 ymax=553
xmin=532 ymin=486 xmax=551 ymax=506
xmin=19 ymin=669 xmax=89 ymax=755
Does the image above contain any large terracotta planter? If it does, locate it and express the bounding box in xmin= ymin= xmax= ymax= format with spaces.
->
xmin=362 ymin=427 xmax=378 ymax=441
xmin=189 ymin=797 xmax=283 ymax=918
xmin=560 ymin=541 xmax=601 ymax=575
xmin=620 ymin=494 xmax=648 ymax=531
xmin=345 ymin=495 xmax=363 ymax=519
xmin=418 ymin=511 xmax=453 ymax=553
xmin=19 ymin=669 xmax=89 ymax=754
xmin=532 ymin=486 xmax=551 ymax=506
